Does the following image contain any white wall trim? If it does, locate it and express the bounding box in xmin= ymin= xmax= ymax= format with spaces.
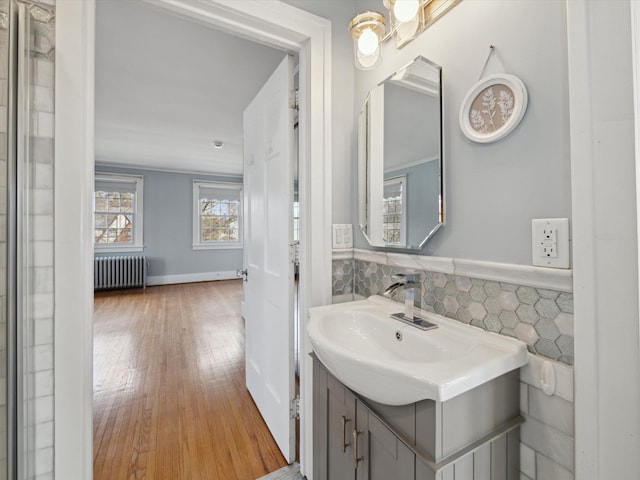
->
xmin=353 ymin=248 xmax=455 ymax=273
xmin=384 ymin=154 xmax=439 ymax=174
xmin=453 ymin=259 xmax=572 ymax=293
xmin=147 ymin=271 xmax=239 ymax=286
xmin=191 ymin=244 xmax=242 ymax=251
xmin=295 ymin=16 xmax=333 ymax=480
xmin=568 ymin=1 xmax=640 ymax=478
xmin=331 ymin=248 xmax=354 ymax=260
xmin=566 ymin=2 xmax=601 ymax=478
xmin=141 ymin=0 xmax=309 ymax=52
xmin=96 ymin=161 xmax=244 ymax=179
xmin=94 ymin=245 xmax=145 ymax=253
xmin=345 ymin=248 xmax=573 ymax=292
xmin=55 ymin=1 xmax=95 ymax=479
xmin=57 ymin=1 xmax=331 ymax=479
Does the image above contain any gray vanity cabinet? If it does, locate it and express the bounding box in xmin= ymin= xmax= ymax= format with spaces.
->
xmin=313 ymin=356 xmax=522 ymax=480
xmin=355 ymin=403 xmax=415 ymax=480
xmin=314 ymin=358 xmax=415 ymax=480
xmin=326 ymin=373 xmax=356 ymax=479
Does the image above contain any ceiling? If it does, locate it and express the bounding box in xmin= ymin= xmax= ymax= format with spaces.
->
xmin=95 ymin=0 xmax=287 ymax=176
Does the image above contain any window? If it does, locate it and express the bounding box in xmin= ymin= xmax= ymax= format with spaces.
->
xmin=193 ymin=181 xmax=243 ymax=250
xmin=94 ymin=174 xmax=144 ymax=252
xmin=382 ymin=175 xmax=406 ymax=246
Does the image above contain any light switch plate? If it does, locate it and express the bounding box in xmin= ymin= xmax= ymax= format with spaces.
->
xmin=332 ymin=224 xmax=353 ymax=249
xmin=532 ymin=218 xmax=570 ymax=268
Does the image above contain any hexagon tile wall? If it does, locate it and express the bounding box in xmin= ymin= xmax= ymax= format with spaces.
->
xmin=332 ymin=259 xmax=574 ymax=365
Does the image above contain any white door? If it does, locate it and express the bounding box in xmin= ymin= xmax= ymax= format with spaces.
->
xmin=242 ymin=55 xmax=296 ymax=462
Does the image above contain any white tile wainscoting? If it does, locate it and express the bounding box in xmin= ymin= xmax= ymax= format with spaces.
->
xmin=331 ymin=248 xmax=575 ymax=480
xmin=520 ymin=355 xmax=574 ymax=479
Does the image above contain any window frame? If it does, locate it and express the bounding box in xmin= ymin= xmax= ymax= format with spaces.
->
xmin=94 ymin=173 xmax=144 ymax=253
xmin=192 ymin=180 xmax=243 ymax=251
xmin=382 ymin=175 xmax=407 ymax=247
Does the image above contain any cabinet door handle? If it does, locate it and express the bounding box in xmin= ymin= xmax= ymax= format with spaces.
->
xmin=353 ymin=429 xmax=363 ymax=469
xmin=341 ymin=416 xmax=351 ymax=452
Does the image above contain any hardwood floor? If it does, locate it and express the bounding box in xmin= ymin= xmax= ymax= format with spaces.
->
xmin=93 ymin=280 xmax=287 ymax=480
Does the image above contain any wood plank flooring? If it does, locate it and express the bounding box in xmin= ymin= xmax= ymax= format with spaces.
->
xmin=93 ymin=280 xmax=287 ymax=480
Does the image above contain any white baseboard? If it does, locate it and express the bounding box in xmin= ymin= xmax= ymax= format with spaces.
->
xmin=147 ymin=270 xmax=239 ymax=286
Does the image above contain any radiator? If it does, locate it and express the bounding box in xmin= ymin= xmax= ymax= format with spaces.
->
xmin=94 ymin=256 xmax=148 ymax=290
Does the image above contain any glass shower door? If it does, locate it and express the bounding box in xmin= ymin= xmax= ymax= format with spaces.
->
xmin=0 ymin=1 xmax=9 ymax=478
xmin=4 ymin=1 xmax=55 ymax=478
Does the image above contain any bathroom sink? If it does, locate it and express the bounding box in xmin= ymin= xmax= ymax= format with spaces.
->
xmin=308 ymin=296 xmax=528 ymax=405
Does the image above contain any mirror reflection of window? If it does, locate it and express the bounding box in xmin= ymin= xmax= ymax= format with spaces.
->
xmin=382 ymin=176 xmax=406 ymax=246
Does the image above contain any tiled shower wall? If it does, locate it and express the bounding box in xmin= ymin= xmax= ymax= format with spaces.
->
xmin=27 ymin=4 xmax=55 ymax=479
xmin=332 ymin=255 xmax=576 ymax=479
xmin=0 ymin=6 xmax=7 ymax=477
xmin=0 ymin=3 xmax=54 ymax=478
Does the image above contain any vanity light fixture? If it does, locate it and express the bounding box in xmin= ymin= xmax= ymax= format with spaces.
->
xmin=348 ymin=11 xmax=386 ymax=70
xmin=384 ymin=0 xmax=423 ymax=47
xmin=349 ymin=0 xmax=462 ymax=70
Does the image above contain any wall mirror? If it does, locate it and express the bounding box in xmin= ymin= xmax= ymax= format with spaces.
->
xmin=358 ymin=56 xmax=443 ymax=249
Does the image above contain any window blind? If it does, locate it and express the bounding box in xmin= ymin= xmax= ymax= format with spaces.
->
xmin=95 ymin=179 xmax=138 ymax=194
xmin=198 ymin=184 xmax=241 ymax=202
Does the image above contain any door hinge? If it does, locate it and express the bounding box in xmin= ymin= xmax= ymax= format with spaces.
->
xmin=289 ymin=89 xmax=299 ymax=110
xmin=289 ymin=242 xmax=300 ymax=266
xmin=290 ymin=395 xmax=300 ymax=419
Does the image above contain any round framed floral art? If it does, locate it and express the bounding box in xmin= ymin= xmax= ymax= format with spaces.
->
xmin=459 ymin=73 xmax=528 ymax=143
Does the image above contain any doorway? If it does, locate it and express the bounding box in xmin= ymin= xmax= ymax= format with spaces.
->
xmin=56 ymin=1 xmax=331 ymax=477
xmin=92 ymin=0 xmax=302 ymax=476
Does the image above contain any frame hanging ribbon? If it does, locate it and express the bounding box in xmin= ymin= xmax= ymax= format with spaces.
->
xmin=476 ymin=45 xmax=510 ymax=81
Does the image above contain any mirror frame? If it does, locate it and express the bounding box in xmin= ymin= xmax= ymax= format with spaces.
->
xmin=358 ymin=55 xmax=444 ymax=250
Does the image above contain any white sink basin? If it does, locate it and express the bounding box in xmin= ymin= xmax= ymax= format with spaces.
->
xmin=308 ymin=296 xmax=528 ymax=405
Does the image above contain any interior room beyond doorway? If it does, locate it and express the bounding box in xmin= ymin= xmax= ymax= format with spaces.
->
xmin=93 ymin=280 xmax=286 ymax=479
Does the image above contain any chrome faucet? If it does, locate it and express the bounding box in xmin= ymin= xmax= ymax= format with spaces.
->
xmin=383 ymin=272 xmax=437 ymax=331
xmin=383 ymin=272 xmax=421 ymax=320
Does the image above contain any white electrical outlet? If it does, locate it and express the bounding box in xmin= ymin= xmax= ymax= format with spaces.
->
xmin=532 ymin=218 xmax=570 ymax=268
xmin=332 ymin=224 xmax=353 ymax=249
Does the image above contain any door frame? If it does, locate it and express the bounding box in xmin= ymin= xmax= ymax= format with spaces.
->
xmin=54 ymin=1 xmax=332 ymax=479
xmin=568 ymin=0 xmax=640 ymax=478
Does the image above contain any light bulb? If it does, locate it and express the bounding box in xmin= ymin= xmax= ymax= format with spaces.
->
xmin=357 ymin=49 xmax=380 ymax=69
xmin=396 ymin=16 xmax=419 ymax=42
xmin=357 ymin=27 xmax=379 ymax=56
xmin=393 ymin=0 xmax=420 ymax=22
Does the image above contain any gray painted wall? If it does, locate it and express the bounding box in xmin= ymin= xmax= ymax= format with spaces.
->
xmin=280 ymin=0 xmax=357 ymax=225
xmin=354 ymin=0 xmax=571 ymax=265
xmin=383 ymin=82 xmax=440 ymax=169
xmin=95 ymin=165 xmax=243 ymax=278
